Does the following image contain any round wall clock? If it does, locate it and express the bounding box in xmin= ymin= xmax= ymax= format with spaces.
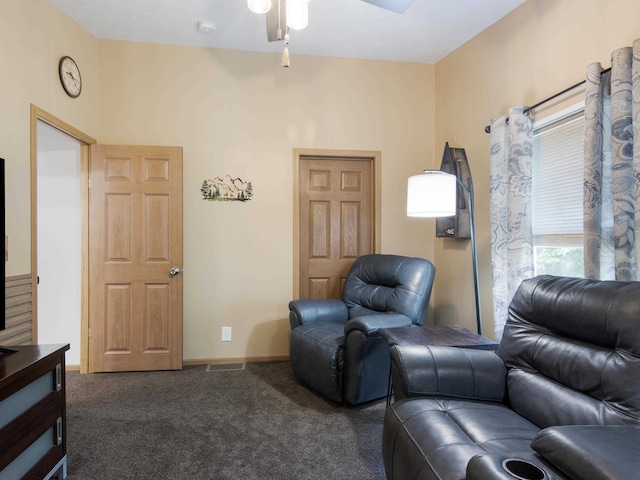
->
xmin=58 ymin=56 xmax=82 ymax=98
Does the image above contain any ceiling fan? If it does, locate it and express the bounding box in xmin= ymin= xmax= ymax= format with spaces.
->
xmin=264 ymin=0 xmax=416 ymax=42
xmin=360 ymin=0 xmax=416 ymax=14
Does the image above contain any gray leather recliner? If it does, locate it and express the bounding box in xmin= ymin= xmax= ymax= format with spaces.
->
xmin=382 ymin=275 xmax=640 ymax=480
xmin=289 ymin=254 xmax=435 ymax=405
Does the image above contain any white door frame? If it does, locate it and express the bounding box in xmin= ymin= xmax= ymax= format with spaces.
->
xmin=30 ymin=105 xmax=96 ymax=373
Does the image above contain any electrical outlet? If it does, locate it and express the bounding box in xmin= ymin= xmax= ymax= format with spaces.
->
xmin=221 ymin=326 xmax=232 ymax=342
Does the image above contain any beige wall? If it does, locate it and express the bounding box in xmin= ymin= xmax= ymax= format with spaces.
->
xmin=1 ymin=0 xmax=98 ymax=277
xmin=97 ymin=42 xmax=436 ymax=361
xmin=2 ymin=1 xmax=435 ymax=364
xmin=434 ymin=0 xmax=640 ymax=336
xmin=10 ymin=0 xmax=634 ymax=360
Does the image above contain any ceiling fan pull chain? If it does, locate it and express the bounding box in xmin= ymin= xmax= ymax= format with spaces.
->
xmin=282 ymin=32 xmax=290 ymax=68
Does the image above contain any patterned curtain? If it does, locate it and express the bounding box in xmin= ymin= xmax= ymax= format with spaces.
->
xmin=489 ymin=107 xmax=535 ymax=341
xmin=584 ymin=39 xmax=640 ymax=281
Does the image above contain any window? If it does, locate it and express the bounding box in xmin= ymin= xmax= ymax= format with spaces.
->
xmin=532 ymin=105 xmax=585 ymax=277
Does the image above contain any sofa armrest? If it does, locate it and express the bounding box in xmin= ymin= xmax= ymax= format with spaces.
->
xmin=288 ymin=299 xmax=348 ymax=329
xmin=531 ymin=425 xmax=640 ymax=480
xmin=390 ymin=344 xmax=507 ymax=401
xmin=344 ymin=314 xmax=412 ymax=336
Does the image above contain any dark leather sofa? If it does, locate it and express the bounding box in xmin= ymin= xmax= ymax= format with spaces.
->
xmin=382 ymin=275 xmax=640 ymax=480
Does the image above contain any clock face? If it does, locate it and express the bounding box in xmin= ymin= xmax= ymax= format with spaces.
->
xmin=59 ymin=56 xmax=82 ymax=98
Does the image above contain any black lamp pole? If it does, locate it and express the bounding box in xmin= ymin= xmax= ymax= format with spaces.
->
xmin=457 ymin=175 xmax=482 ymax=336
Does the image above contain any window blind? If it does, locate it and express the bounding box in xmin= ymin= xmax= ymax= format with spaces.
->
xmin=532 ymin=113 xmax=584 ymax=237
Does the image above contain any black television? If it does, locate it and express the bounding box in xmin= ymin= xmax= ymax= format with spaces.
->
xmin=0 ymin=158 xmax=12 ymax=356
xmin=0 ymin=157 xmax=4 ymax=333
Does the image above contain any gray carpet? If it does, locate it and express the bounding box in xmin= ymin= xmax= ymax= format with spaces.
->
xmin=65 ymin=362 xmax=387 ymax=480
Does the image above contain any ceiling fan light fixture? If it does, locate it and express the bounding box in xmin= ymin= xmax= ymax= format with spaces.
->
xmin=248 ymin=0 xmax=272 ymax=14
xmin=286 ymin=0 xmax=309 ymax=30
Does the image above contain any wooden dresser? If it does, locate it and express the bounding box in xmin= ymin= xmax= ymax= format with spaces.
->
xmin=0 ymin=344 xmax=70 ymax=480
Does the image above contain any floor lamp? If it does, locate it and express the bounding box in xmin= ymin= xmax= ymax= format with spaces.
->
xmin=407 ymin=170 xmax=482 ymax=335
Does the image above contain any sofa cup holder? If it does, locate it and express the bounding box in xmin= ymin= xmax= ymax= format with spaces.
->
xmin=501 ymin=459 xmax=548 ymax=480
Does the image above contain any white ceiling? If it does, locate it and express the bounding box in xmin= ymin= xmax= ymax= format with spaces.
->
xmin=49 ymin=0 xmax=525 ymax=64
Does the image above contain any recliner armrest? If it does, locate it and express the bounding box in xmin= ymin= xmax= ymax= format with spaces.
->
xmin=390 ymin=344 xmax=507 ymax=401
xmin=531 ymin=425 xmax=640 ymax=480
xmin=344 ymin=314 xmax=413 ymax=336
xmin=288 ymin=299 xmax=348 ymax=329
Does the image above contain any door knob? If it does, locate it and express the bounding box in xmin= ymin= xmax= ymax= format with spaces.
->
xmin=169 ymin=267 xmax=181 ymax=276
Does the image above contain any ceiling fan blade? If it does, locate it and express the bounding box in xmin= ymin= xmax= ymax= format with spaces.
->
xmin=266 ymin=1 xmax=286 ymax=42
xmin=361 ymin=0 xmax=415 ymax=14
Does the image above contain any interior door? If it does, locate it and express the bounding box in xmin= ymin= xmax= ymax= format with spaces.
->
xmin=88 ymin=145 xmax=183 ymax=372
xmin=299 ymin=157 xmax=373 ymax=299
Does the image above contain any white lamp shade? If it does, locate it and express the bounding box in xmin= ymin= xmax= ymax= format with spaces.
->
xmin=407 ymin=172 xmax=457 ymax=217
xmin=286 ymin=0 xmax=309 ymax=30
xmin=248 ymin=0 xmax=272 ymax=14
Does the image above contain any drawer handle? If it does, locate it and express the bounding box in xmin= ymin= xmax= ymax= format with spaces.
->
xmin=55 ymin=363 xmax=62 ymax=392
xmin=55 ymin=417 xmax=63 ymax=445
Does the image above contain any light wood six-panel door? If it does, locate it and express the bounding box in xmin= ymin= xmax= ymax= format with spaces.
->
xmin=299 ymin=157 xmax=373 ymax=299
xmin=89 ymin=145 xmax=183 ymax=373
